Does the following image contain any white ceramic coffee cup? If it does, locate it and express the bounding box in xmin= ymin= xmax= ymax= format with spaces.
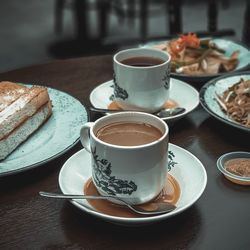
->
xmin=80 ymin=112 xmax=169 ymax=205
xmin=113 ymin=48 xmax=171 ymax=113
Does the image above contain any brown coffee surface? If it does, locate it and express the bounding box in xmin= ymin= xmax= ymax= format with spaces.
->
xmin=96 ymin=122 xmax=162 ymax=146
xmin=120 ymin=56 xmax=165 ymax=67
xmin=83 ymin=175 xmax=180 ymax=218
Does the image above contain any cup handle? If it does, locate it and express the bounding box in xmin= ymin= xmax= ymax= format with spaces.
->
xmin=80 ymin=122 xmax=94 ymax=153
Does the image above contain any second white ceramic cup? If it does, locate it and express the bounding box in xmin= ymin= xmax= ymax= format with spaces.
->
xmin=113 ymin=48 xmax=171 ymax=113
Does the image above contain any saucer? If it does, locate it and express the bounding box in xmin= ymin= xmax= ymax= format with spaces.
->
xmin=89 ymin=79 xmax=199 ymax=123
xmin=59 ymin=144 xmax=207 ymax=226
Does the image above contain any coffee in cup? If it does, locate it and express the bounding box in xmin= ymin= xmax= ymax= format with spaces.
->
xmin=80 ymin=112 xmax=169 ymax=205
xmin=96 ymin=121 xmax=162 ymax=146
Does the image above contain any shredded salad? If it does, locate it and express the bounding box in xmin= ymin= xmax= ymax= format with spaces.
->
xmin=154 ymin=33 xmax=239 ymax=76
xmin=216 ymin=79 xmax=250 ymax=128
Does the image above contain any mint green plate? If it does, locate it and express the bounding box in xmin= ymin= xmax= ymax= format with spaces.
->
xmin=199 ymin=72 xmax=250 ymax=132
xmin=0 ymin=84 xmax=88 ymax=177
xmin=143 ymin=38 xmax=250 ymax=83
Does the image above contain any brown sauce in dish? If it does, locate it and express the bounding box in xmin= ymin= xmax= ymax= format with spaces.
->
xmin=108 ymin=99 xmax=178 ymax=110
xmin=224 ymin=158 xmax=250 ymax=177
xmin=83 ymin=175 xmax=180 ymax=218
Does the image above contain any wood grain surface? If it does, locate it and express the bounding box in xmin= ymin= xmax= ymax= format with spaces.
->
xmin=0 ymin=55 xmax=249 ymax=250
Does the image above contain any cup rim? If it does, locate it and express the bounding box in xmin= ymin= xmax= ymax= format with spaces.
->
xmin=113 ymin=47 xmax=171 ymax=69
xmin=90 ymin=111 xmax=169 ymax=149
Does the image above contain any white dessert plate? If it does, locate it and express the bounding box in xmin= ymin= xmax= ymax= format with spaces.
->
xmin=59 ymin=144 xmax=207 ymax=226
xmin=89 ymin=79 xmax=199 ymax=123
xmin=0 ymin=84 xmax=88 ymax=177
xmin=199 ymin=71 xmax=250 ymax=132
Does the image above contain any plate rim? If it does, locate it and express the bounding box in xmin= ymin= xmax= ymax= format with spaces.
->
xmin=89 ymin=78 xmax=199 ymax=121
xmin=58 ymin=143 xmax=207 ymax=225
xmin=0 ymin=83 xmax=90 ymax=177
xmin=0 ymin=139 xmax=80 ymax=177
xmin=199 ymin=71 xmax=250 ymax=132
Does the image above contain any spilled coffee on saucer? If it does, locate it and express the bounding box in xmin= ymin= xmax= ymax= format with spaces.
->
xmin=96 ymin=122 xmax=162 ymax=146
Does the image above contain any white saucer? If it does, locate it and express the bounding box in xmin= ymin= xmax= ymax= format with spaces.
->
xmin=89 ymin=79 xmax=199 ymax=122
xmin=59 ymin=144 xmax=207 ymax=226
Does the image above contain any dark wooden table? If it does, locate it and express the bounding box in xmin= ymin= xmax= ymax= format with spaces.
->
xmin=0 ymin=55 xmax=249 ymax=250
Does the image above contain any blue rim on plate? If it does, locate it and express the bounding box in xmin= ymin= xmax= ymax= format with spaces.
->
xmin=199 ymin=71 xmax=250 ymax=132
xmin=142 ymin=38 xmax=250 ymax=83
xmin=0 ymin=84 xmax=89 ymax=177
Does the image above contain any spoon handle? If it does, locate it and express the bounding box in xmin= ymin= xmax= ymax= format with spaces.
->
xmin=39 ymin=191 xmax=115 ymax=200
xmin=39 ymin=191 xmax=176 ymax=215
xmin=89 ymin=106 xmax=185 ymax=116
xmin=89 ymin=107 xmax=121 ymax=114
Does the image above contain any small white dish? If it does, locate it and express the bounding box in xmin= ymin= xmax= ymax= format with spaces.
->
xmin=59 ymin=143 xmax=207 ymax=226
xmin=90 ymin=79 xmax=199 ymax=123
xmin=217 ymin=151 xmax=250 ymax=185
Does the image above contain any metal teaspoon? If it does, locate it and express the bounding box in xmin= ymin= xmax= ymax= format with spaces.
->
xmin=89 ymin=106 xmax=186 ymax=118
xmin=39 ymin=191 xmax=176 ymax=216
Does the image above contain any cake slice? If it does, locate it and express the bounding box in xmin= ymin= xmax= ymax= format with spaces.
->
xmin=0 ymin=81 xmax=52 ymax=160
